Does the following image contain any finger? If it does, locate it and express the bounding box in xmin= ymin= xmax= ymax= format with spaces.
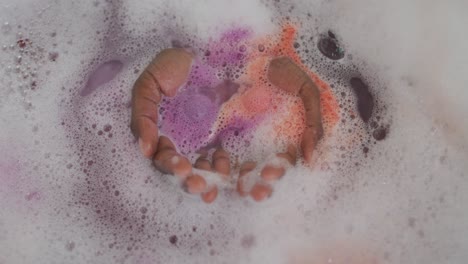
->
xmin=267 ymin=57 xmax=308 ymax=95
xmin=237 ymin=161 xmax=257 ymax=197
xmin=277 ymin=144 xmax=297 ymax=165
xmin=131 ymin=48 xmax=193 ymax=157
xmin=153 ymin=136 xmax=192 ymax=179
xmin=184 ymin=175 xmax=207 ymax=194
xmin=301 ymin=127 xmax=322 ymax=164
xmin=299 ymin=74 xmax=323 ymax=163
xmin=194 ymin=156 xmax=213 ymax=171
xmin=145 ymin=48 xmax=194 ymax=97
xmin=212 ymin=148 xmax=230 ymax=177
xmin=131 ymin=71 xmax=161 ymax=158
xmin=268 ymin=57 xmax=323 ymax=164
xmin=250 ymin=183 xmax=272 ymax=202
xmin=239 ymin=161 xmax=257 ymax=176
xmin=201 ymin=186 xmax=218 ymax=204
xmin=260 ymin=166 xmax=286 ymax=182
xmin=261 ymin=144 xmax=297 ymax=181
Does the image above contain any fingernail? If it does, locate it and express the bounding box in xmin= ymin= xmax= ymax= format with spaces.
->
xmin=138 ymin=138 xmax=152 ymax=158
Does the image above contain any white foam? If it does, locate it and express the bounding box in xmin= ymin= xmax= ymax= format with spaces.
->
xmin=1 ymin=0 xmax=468 ymax=263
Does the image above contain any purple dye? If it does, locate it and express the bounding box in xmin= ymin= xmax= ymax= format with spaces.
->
xmin=80 ymin=60 xmax=124 ymax=96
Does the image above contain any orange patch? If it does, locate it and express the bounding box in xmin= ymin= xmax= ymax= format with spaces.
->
xmin=248 ymin=24 xmax=341 ymax=141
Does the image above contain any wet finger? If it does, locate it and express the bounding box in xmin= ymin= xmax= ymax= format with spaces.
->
xmin=201 ymin=186 xmax=218 ymax=204
xmin=184 ymin=175 xmax=207 ymax=194
xmin=268 ymin=57 xmax=323 ymax=164
xmin=261 ymin=145 xmax=296 ymax=181
xmin=299 ymin=80 xmax=323 ymax=164
xmin=213 ymin=148 xmax=230 ymax=177
xmin=145 ymin=48 xmax=193 ymax=97
xmin=131 ymin=69 xmax=161 ymax=158
xmin=237 ymin=161 xmax=257 ymax=197
xmin=194 ymin=156 xmax=213 ymax=171
xmin=261 ymin=166 xmax=286 ymax=182
xmin=277 ymin=144 xmax=298 ymax=165
xmin=153 ymin=136 xmax=192 ymax=179
xmin=134 ymin=117 xmax=159 ymax=158
xmin=239 ymin=161 xmax=257 ymax=176
xmin=268 ymin=57 xmax=308 ymax=95
xmin=250 ymin=183 xmax=272 ymax=202
xmin=301 ymin=127 xmax=322 ymax=164
xmin=131 ymin=48 xmax=193 ymax=157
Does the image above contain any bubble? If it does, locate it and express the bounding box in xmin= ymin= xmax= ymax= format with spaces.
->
xmin=48 ymin=52 xmax=59 ymax=62
xmin=0 ymin=0 xmax=467 ymax=264
xmin=372 ymin=126 xmax=388 ymax=141
xmin=16 ymin=39 xmax=29 ymax=49
xmin=65 ymin=241 xmax=76 ymax=251
xmin=317 ymin=31 xmax=345 ymax=60
xmin=169 ymin=235 xmax=178 ymax=245
xmin=1 ymin=21 xmax=11 ymax=34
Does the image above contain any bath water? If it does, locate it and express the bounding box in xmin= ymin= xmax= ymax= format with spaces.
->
xmin=0 ymin=0 xmax=467 ymax=263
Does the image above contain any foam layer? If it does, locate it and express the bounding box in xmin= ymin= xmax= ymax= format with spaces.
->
xmin=1 ymin=0 xmax=468 ymax=263
xmin=159 ymin=24 xmax=339 ymax=166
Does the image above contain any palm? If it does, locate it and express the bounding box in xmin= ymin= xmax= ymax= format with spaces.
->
xmin=131 ymin=48 xmax=322 ymax=203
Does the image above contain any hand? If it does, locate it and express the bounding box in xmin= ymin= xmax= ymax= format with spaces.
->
xmin=131 ymin=48 xmax=226 ymax=203
xmin=235 ymin=57 xmax=323 ymax=201
xmin=131 ymin=49 xmax=323 ymax=203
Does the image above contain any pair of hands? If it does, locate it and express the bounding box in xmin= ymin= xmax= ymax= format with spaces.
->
xmin=130 ymin=48 xmax=323 ymax=203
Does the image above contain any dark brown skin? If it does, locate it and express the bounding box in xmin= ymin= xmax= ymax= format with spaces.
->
xmin=131 ymin=48 xmax=323 ymax=203
xmin=267 ymin=57 xmax=323 ymax=164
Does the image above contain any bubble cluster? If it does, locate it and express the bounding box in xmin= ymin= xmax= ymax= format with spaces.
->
xmin=1 ymin=0 xmax=468 ymax=264
xmin=157 ymin=25 xmax=314 ymax=168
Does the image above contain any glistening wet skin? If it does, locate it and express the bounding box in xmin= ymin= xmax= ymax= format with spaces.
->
xmin=1 ymin=0 xmax=467 ymax=263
